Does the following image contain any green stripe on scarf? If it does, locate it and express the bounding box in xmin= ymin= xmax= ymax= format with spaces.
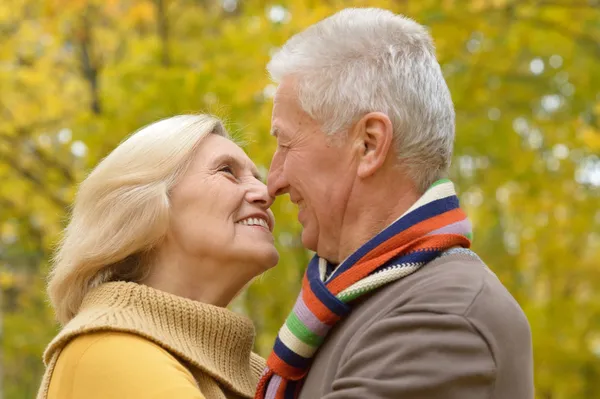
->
xmin=286 ymin=313 xmax=324 ymax=347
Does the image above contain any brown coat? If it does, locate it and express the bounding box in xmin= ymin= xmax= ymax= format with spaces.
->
xmin=298 ymin=249 xmax=534 ymax=399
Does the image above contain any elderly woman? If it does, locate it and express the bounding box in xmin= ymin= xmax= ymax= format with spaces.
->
xmin=36 ymin=114 xmax=278 ymax=399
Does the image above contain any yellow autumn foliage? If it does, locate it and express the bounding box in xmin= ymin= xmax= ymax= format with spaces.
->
xmin=0 ymin=1 xmax=598 ymax=398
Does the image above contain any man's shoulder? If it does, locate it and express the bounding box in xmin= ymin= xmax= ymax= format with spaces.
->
xmin=344 ymin=249 xmax=532 ymax=363
xmin=356 ymin=249 xmax=527 ymax=325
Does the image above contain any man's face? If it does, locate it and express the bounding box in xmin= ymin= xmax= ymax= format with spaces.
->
xmin=267 ymin=78 xmax=358 ymax=262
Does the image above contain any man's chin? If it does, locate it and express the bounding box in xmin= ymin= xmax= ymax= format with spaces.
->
xmin=300 ymin=229 xmax=318 ymax=254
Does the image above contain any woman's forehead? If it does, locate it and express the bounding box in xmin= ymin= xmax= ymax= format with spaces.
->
xmin=200 ymin=135 xmax=259 ymax=177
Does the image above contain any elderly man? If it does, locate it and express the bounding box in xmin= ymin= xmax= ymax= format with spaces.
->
xmin=257 ymin=7 xmax=533 ymax=399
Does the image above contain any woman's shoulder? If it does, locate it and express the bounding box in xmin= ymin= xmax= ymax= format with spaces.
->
xmin=49 ymin=332 xmax=204 ymax=398
xmin=60 ymin=331 xmax=175 ymax=360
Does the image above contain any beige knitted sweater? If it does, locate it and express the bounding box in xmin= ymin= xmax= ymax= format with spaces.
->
xmin=37 ymin=281 xmax=265 ymax=399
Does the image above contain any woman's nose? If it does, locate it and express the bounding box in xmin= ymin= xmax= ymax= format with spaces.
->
xmin=245 ymin=181 xmax=275 ymax=209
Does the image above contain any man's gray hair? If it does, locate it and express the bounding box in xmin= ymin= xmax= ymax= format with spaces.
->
xmin=267 ymin=8 xmax=455 ymax=193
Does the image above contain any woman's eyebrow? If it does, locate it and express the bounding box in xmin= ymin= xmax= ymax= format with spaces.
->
xmin=212 ymin=154 xmax=262 ymax=180
xmin=211 ymin=154 xmax=239 ymax=168
xmin=251 ymin=165 xmax=263 ymax=181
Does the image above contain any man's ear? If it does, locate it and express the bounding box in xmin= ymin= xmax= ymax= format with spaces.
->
xmin=354 ymin=112 xmax=394 ymax=178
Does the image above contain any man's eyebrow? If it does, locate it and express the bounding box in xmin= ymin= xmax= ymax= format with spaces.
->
xmin=270 ymin=126 xmax=279 ymax=137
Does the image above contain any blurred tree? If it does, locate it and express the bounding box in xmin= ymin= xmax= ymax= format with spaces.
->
xmin=0 ymin=0 xmax=598 ymax=398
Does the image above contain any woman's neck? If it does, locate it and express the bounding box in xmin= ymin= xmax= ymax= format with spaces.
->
xmin=140 ymin=251 xmax=248 ymax=307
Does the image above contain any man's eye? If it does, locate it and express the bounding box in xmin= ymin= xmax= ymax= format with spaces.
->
xmin=219 ymin=166 xmax=235 ymax=175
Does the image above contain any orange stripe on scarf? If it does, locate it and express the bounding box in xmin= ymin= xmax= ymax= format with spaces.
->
xmin=327 ymin=208 xmax=468 ymax=294
xmin=301 ymin=274 xmax=342 ymax=325
xmin=328 ymin=233 xmax=469 ymax=294
xmin=267 ymin=349 xmax=309 ymax=380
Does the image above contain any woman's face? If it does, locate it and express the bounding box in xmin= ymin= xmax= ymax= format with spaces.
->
xmin=166 ymin=134 xmax=279 ymax=280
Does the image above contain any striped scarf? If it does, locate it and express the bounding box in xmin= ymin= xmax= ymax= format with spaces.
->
xmin=255 ymin=179 xmax=473 ymax=399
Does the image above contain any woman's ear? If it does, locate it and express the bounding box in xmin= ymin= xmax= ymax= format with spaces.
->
xmin=354 ymin=112 xmax=394 ymax=178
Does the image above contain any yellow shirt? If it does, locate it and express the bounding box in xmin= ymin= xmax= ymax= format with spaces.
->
xmin=48 ymin=332 xmax=206 ymax=398
xmin=37 ymin=282 xmax=265 ymax=399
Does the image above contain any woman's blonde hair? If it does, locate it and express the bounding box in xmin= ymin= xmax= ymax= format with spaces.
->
xmin=48 ymin=114 xmax=228 ymax=325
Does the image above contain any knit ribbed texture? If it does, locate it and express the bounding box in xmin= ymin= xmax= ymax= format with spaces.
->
xmin=37 ymin=282 xmax=265 ymax=399
xmin=256 ymin=179 xmax=473 ymax=399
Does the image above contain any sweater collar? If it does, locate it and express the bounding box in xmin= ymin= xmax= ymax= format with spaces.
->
xmin=44 ymin=282 xmax=265 ymax=398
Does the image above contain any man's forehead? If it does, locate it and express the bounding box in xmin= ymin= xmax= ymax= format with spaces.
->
xmin=270 ymin=121 xmax=295 ymax=139
xmin=272 ymin=78 xmax=298 ymax=105
xmin=270 ymin=79 xmax=305 ymax=138
xmin=270 ymin=111 xmax=289 ymax=137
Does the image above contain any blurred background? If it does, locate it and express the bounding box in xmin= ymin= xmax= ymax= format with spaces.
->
xmin=0 ymin=0 xmax=599 ymax=397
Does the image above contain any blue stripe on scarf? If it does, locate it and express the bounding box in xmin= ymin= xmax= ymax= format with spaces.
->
xmin=284 ymin=381 xmax=299 ymax=399
xmin=327 ymin=196 xmax=459 ymax=281
xmin=307 ymin=256 xmax=351 ymax=317
xmin=273 ymin=337 xmax=312 ymax=369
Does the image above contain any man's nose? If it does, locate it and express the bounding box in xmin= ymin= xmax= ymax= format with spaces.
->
xmin=267 ymin=151 xmax=289 ymax=197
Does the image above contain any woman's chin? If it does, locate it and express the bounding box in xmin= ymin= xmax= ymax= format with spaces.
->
xmin=259 ymin=248 xmax=280 ymax=271
xmin=228 ymin=242 xmax=279 ymax=276
xmin=249 ymin=247 xmax=280 ymax=274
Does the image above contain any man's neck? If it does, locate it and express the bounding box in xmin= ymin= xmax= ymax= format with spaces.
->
xmin=335 ymin=181 xmax=421 ymax=264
